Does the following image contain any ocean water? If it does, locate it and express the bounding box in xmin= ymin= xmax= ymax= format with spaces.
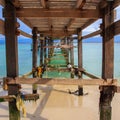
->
xmin=0 ymin=41 xmax=120 ymax=79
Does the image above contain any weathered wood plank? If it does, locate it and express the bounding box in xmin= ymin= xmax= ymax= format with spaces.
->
xmin=40 ymin=0 xmax=47 ymax=8
xmin=20 ymin=30 xmax=32 ymax=38
xmin=114 ymin=0 xmax=120 ymax=8
xmin=76 ymin=0 xmax=86 ymax=8
xmin=32 ymin=27 xmax=38 ymax=94
xmin=114 ymin=20 xmax=120 ymax=36
xmin=4 ymin=77 xmax=117 ymax=86
xmin=0 ymin=94 xmax=39 ymax=102
xmin=39 ymin=30 xmax=75 ymax=37
xmin=15 ymin=8 xmax=101 ymax=18
xmin=82 ymin=71 xmax=100 ymax=79
xmin=77 ymin=28 xmax=83 ymax=94
xmin=100 ymin=2 xmax=115 ymax=120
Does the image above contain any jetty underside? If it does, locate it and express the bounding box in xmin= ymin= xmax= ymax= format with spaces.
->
xmin=0 ymin=0 xmax=120 ymax=120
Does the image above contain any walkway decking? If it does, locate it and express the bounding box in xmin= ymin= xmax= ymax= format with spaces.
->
xmin=43 ymin=48 xmax=70 ymax=78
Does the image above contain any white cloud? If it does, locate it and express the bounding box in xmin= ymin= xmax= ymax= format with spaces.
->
xmin=115 ymin=5 xmax=120 ymax=21
xmin=82 ymin=19 xmax=102 ymax=36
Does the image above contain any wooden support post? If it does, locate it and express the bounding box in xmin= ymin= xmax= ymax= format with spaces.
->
xmin=77 ymin=28 xmax=83 ymax=95
xmin=4 ymin=0 xmax=20 ymax=119
xmin=40 ymin=35 xmax=44 ymax=65
xmin=44 ymin=38 xmax=47 ymax=64
xmin=46 ymin=39 xmax=49 ymax=64
xmin=32 ymin=27 xmax=38 ymax=94
xmin=67 ymin=37 xmax=70 ymax=63
xmin=70 ymin=37 xmax=74 ymax=78
xmin=48 ymin=39 xmax=51 ymax=58
xmin=65 ymin=37 xmax=69 ymax=63
xmin=100 ymin=2 xmax=115 ymax=120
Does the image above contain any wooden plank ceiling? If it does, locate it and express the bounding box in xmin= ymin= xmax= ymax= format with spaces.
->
xmin=5 ymin=0 xmax=104 ymax=38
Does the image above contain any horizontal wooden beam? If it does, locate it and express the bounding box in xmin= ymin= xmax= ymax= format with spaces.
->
xmin=0 ymin=0 xmax=4 ymax=6
xmin=19 ymin=18 xmax=33 ymax=28
xmin=0 ymin=94 xmax=39 ymax=102
xmin=114 ymin=20 xmax=120 ymax=36
xmin=14 ymin=8 xmax=101 ymax=18
xmin=20 ymin=30 xmax=32 ymax=38
xmin=76 ymin=0 xmax=86 ymax=9
xmin=82 ymin=71 xmax=100 ymax=79
xmin=82 ymin=29 xmax=101 ymax=39
xmin=39 ymin=30 xmax=75 ymax=37
xmin=4 ymin=77 xmax=117 ymax=86
xmin=0 ymin=19 xmax=32 ymax=38
xmin=114 ymin=0 xmax=120 ymax=8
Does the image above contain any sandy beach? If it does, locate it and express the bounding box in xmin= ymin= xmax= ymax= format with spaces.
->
xmin=0 ymin=84 xmax=120 ymax=120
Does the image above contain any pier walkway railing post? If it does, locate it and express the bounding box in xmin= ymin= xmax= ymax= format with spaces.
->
xmin=100 ymin=2 xmax=115 ymax=120
xmin=4 ymin=0 xmax=20 ymax=119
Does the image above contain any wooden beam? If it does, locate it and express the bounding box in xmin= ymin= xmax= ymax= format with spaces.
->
xmin=4 ymin=77 xmax=117 ymax=86
xmin=77 ymin=29 xmax=82 ymax=78
xmin=39 ymin=30 xmax=76 ymax=37
xmin=114 ymin=0 xmax=120 ymax=8
xmin=40 ymin=0 xmax=47 ymax=8
xmin=20 ymin=30 xmax=32 ymax=38
xmin=114 ymin=20 xmax=120 ymax=36
xmin=0 ymin=19 xmax=32 ymax=37
xmin=82 ymin=71 xmax=100 ymax=79
xmin=76 ymin=0 xmax=86 ymax=9
xmin=4 ymin=0 xmax=20 ymax=119
xmin=100 ymin=3 xmax=115 ymax=120
xmin=15 ymin=8 xmax=101 ymax=18
xmin=66 ymin=0 xmax=86 ymax=30
xmin=0 ymin=94 xmax=39 ymax=102
xmin=48 ymin=18 xmax=52 ymax=31
xmin=0 ymin=19 xmax=4 ymax=35
xmin=19 ymin=18 xmax=33 ymax=28
xmin=0 ymin=0 xmax=4 ymax=6
xmin=11 ymin=0 xmax=22 ymax=8
xmin=67 ymin=19 xmax=76 ymax=29
xmin=82 ymin=29 xmax=101 ymax=39
xmin=102 ymin=3 xmax=114 ymax=79
xmin=32 ymin=27 xmax=38 ymax=72
xmin=99 ymin=0 xmax=108 ymax=9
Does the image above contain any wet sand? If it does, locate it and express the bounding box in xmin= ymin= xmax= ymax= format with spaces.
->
xmin=0 ymin=85 xmax=120 ymax=120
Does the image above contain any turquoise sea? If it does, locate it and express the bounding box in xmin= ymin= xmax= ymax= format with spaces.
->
xmin=0 ymin=39 xmax=120 ymax=79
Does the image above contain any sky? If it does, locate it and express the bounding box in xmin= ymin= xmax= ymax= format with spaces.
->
xmin=0 ymin=5 xmax=120 ymax=40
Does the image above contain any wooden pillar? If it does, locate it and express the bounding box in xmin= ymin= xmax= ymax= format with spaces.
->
xmin=70 ymin=38 xmax=74 ymax=66
xmin=44 ymin=38 xmax=47 ymax=64
xmin=48 ymin=39 xmax=51 ymax=58
xmin=70 ymin=37 xmax=74 ymax=78
xmin=4 ymin=0 xmax=20 ymax=119
xmin=100 ymin=2 xmax=115 ymax=120
xmin=77 ymin=28 xmax=83 ymax=95
xmin=48 ymin=38 xmax=53 ymax=57
xmin=67 ymin=37 xmax=70 ymax=63
xmin=40 ymin=35 xmax=44 ymax=65
xmin=32 ymin=27 xmax=38 ymax=94
xmin=66 ymin=37 xmax=69 ymax=63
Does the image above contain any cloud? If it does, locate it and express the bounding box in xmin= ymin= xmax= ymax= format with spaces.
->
xmin=82 ymin=19 xmax=102 ymax=36
xmin=115 ymin=5 xmax=120 ymax=21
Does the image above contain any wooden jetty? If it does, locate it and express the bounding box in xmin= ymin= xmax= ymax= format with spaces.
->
xmin=0 ymin=0 xmax=120 ymax=120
